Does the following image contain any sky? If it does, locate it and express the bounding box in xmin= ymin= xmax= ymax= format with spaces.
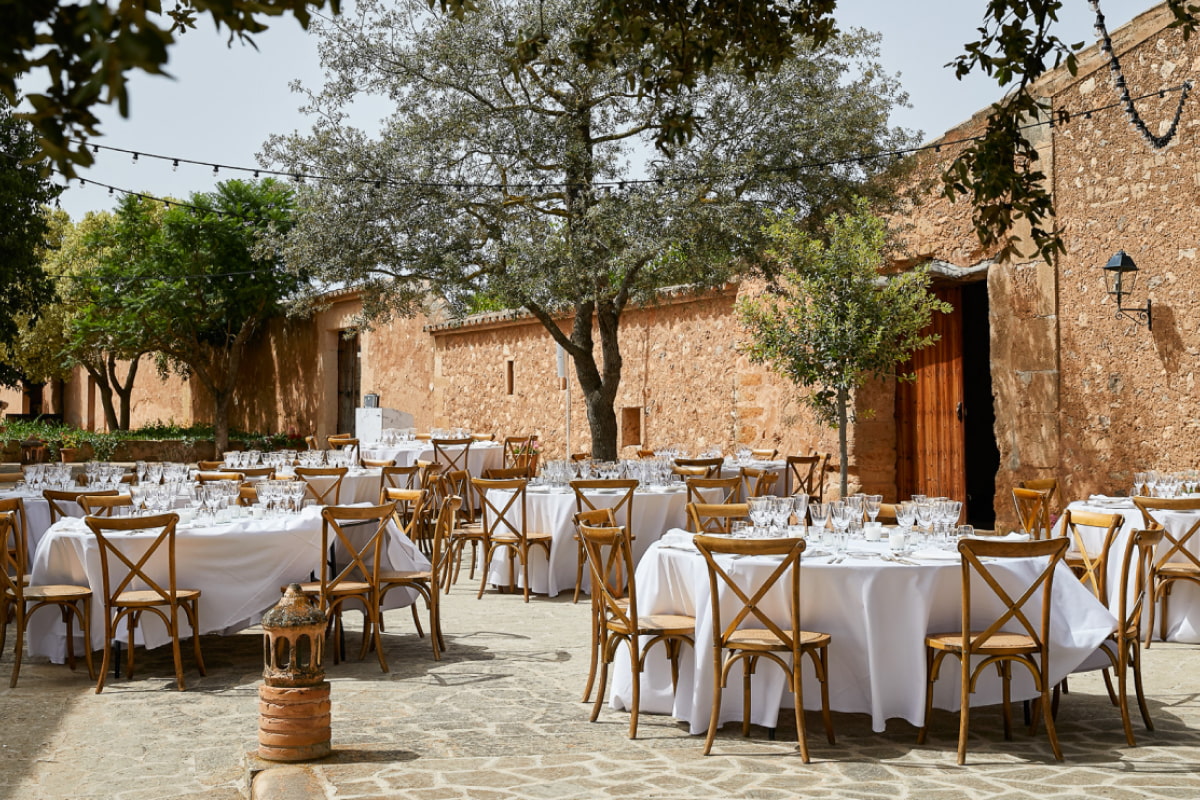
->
xmin=48 ymin=0 xmax=1150 ymax=221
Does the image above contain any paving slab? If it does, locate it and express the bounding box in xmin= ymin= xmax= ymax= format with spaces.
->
xmin=2 ymin=582 xmax=1199 ymax=800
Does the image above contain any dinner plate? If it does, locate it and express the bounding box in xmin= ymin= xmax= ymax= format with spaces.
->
xmin=844 ymin=549 xmax=878 ymax=560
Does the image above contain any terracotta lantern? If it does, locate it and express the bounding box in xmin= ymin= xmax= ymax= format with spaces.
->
xmin=257 ymin=583 xmax=332 ymax=761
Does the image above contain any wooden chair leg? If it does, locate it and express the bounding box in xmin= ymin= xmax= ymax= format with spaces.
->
xmin=703 ymin=648 xmax=725 ymax=756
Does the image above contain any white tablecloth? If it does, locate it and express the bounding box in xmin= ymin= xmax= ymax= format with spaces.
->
xmin=27 ymin=504 xmax=430 ymax=661
xmin=718 ymin=460 xmax=787 ymax=497
xmin=484 ymin=485 xmax=695 ymax=598
xmin=360 ymin=442 xmax=503 ymax=477
xmin=1064 ymin=498 xmax=1200 ymax=642
xmin=1 ymin=491 xmax=55 ymax=550
xmin=278 ymin=468 xmax=383 ymax=505
xmin=611 ymin=534 xmax=1116 ymax=733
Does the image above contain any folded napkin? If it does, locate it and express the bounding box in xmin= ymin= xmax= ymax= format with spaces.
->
xmin=1087 ymin=494 xmax=1134 ymax=507
xmin=964 ymin=531 xmax=1030 ymax=542
xmin=658 ymin=531 xmax=698 ymax=551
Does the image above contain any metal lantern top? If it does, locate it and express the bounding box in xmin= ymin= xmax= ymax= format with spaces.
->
xmin=261 ymin=583 xmax=327 ymax=688
xmin=1103 ymin=250 xmax=1138 ymax=295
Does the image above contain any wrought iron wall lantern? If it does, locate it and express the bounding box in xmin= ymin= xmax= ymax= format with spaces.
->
xmin=1102 ymin=250 xmax=1152 ymax=330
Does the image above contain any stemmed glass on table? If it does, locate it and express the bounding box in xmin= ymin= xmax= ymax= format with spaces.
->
xmin=808 ymin=501 xmax=830 ymax=545
xmin=747 ymin=496 xmax=772 ymax=536
xmin=828 ymin=500 xmax=851 ymax=552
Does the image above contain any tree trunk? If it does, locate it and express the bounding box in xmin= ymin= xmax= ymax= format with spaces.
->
xmin=109 ymin=354 xmax=140 ymax=431
xmin=583 ymin=388 xmax=619 ymax=461
xmin=836 ymin=386 xmax=850 ymax=500
xmin=212 ymin=389 xmax=232 ymax=455
xmin=84 ymin=363 xmax=120 ymax=432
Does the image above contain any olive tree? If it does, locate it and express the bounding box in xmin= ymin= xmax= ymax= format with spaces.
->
xmin=266 ymin=0 xmax=915 ymax=460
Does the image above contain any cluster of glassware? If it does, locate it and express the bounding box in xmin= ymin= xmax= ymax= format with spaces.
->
xmin=736 ymin=495 xmax=809 ymax=537
xmin=295 ymin=448 xmax=355 ymax=469
xmin=1132 ymin=471 xmax=1198 ymax=498
xmin=891 ymin=496 xmax=966 ymax=547
xmin=134 ymin=461 xmax=190 ymax=484
xmin=81 ymin=462 xmax=127 ymax=489
xmin=261 ymin=451 xmax=297 ymax=470
xmin=430 ymin=427 xmax=471 ymax=439
xmin=186 ymin=481 xmax=241 ymax=522
xmin=223 ymin=450 xmax=263 ymax=469
xmin=130 ymin=483 xmax=179 ymax=515
xmin=257 ymin=479 xmax=309 ymax=514
xmin=19 ymin=463 xmax=74 ymax=491
xmin=379 ymin=428 xmax=417 ymax=445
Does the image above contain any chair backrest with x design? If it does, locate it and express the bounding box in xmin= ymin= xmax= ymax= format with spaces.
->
xmin=379 ymin=465 xmax=421 ymax=502
xmin=294 ymin=467 xmax=347 ymax=505
xmin=571 ymin=479 xmax=638 ymax=528
xmin=384 ymin=488 xmax=425 ymax=543
xmin=319 ymin=503 xmax=397 ymax=594
xmin=1113 ymin=526 xmax=1164 ymax=642
xmin=1012 ymin=487 xmax=1054 ymax=539
xmin=471 ymin=477 xmax=528 ymax=544
xmin=85 ymin=513 xmax=183 ymax=606
xmin=45 ymin=489 xmax=118 ymax=524
xmin=785 ymin=455 xmax=826 ymax=500
xmin=503 ymin=435 xmax=538 ymax=469
xmin=78 ymin=494 xmax=135 ymax=517
xmin=432 ymin=438 xmax=473 ymax=474
xmin=958 ymin=537 xmax=1068 ymax=660
xmin=0 ymin=497 xmax=30 ymax=579
xmin=674 ymin=458 xmax=723 ymax=478
xmin=740 ymin=467 xmax=779 ymax=499
xmin=1133 ymin=496 xmax=1200 ymax=575
xmin=1062 ymin=508 xmax=1124 ymax=603
xmin=579 ymin=522 xmax=640 ymax=630
xmin=686 ymin=476 xmax=742 ymax=506
xmin=687 ymin=502 xmax=749 ymax=533
xmin=694 ymin=535 xmax=806 ymax=655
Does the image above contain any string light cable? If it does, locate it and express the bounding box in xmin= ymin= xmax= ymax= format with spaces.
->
xmin=57 ymin=78 xmax=1193 ymax=196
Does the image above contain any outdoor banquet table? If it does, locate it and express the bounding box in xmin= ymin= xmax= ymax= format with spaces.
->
xmin=484 ymin=483 xmax=697 ymax=598
xmin=1 ymin=490 xmax=57 ymax=549
xmin=717 ymin=459 xmax=787 ymax=496
xmin=26 ymin=503 xmax=430 ymax=662
xmin=1062 ymin=496 xmax=1200 ymax=643
xmin=610 ymin=532 xmax=1117 ymax=734
xmin=359 ymin=441 xmax=503 ymax=477
xmin=280 ymin=466 xmax=384 ymax=505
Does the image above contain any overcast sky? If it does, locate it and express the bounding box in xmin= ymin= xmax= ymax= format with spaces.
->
xmin=51 ymin=0 xmax=1149 ymax=220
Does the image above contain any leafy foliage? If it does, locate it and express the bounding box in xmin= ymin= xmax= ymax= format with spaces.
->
xmin=738 ymin=200 xmax=951 ymax=496
xmin=4 ymin=0 xmax=340 ymax=174
xmin=0 ymin=97 xmax=61 ymax=386
xmin=83 ymin=179 xmax=305 ymax=450
xmin=267 ymin=0 xmax=913 ymax=458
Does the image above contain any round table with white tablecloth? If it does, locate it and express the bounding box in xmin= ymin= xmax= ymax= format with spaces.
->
xmin=359 ymin=441 xmax=503 ymax=477
xmin=26 ymin=504 xmax=429 ymax=662
xmin=611 ymin=534 xmax=1116 ymax=733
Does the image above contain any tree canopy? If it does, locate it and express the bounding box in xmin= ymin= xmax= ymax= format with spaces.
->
xmin=85 ymin=179 xmax=303 ymax=450
xmin=738 ymin=201 xmax=951 ymax=498
xmin=266 ymin=0 xmax=914 ymax=459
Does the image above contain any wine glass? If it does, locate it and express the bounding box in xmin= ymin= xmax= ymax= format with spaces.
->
xmin=790 ymin=493 xmax=809 ymax=536
xmin=747 ymin=496 xmax=772 ymax=536
xmin=895 ymin=501 xmax=916 ymax=533
xmin=770 ymin=497 xmax=791 ymax=536
xmin=808 ymin=501 xmax=830 ymax=543
xmin=829 ymin=501 xmax=851 ymax=552
xmin=914 ymin=501 xmax=935 ymax=543
xmin=865 ymin=494 xmax=882 ymax=524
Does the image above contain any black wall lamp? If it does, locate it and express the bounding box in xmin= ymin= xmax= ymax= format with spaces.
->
xmin=1103 ymin=250 xmax=1152 ymax=330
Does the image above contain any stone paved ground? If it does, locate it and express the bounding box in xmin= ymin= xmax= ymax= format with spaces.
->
xmin=2 ymin=584 xmax=1199 ymax=800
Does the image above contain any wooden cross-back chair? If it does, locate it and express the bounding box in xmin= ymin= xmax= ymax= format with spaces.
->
xmin=739 ymin=467 xmax=779 ymax=499
xmin=1060 ymin=508 xmax=1124 ymax=601
xmin=0 ymin=496 xmax=31 ymax=582
xmin=197 ymin=460 xmax=224 ymax=471
xmin=1019 ymin=478 xmax=1060 ymax=519
xmin=472 ymin=477 xmax=552 ymax=602
xmin=1068 ymin=525 xmax=1163 ymax=745
xmin=575 ymin=507 xmax=619 ymax=704
xmin=295 ymin=502 xmax=397 ymax=672
xmin=570 ymin=479 xmax=638 ymax=604
xmin=693 ymin=534 xmax=833 ymax=760
xmin=78 ymin=494 xmax=135 ymax=517
xmin=686 ymin=502 xmax=750 ymax=534
xmin=484 ymin=466 xmax=535 ymax=480
xmin=237 ymin=484 xmax=258 ymax=507
xmin=1012 ymin=487 xmax=1054 ymax=540
xmin=674 ymin=458 xmax=724 ymax=479
xmin=379 ymin=495 xmax=459 ymax=661
xmin=1132 ymin=496 xmax=1200 ymax=646
xmin=196 ymin=471 xmax=245 ymax=484
xmin=502 ymin=435 xmax=538 ymax=472
xmin=1 ymin=511 xmax=94 ymax=688
xmin=85 ymin=512 xmax=206 ymax=692
xmin=293 ymin=466 xmax=348 ymax=506
xmin=432 ymin=437 xmax=473 ymax=475
xmin=327 ymin=436 xmax=361 ymax=466
xmin=44 ymin=489 xmax=118 ymax=525
xmin=686 ymin=476 xmax=742 ymax=507
xmin=917 ymin=537 xmax=1069 ymax=764
xmin=750 ymin=448 xmax=778 ymax=460
xmin=581 ymin=521 xmax=695 ymax=739
xmin=785 ymin=454 xmax=828 ymax=501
